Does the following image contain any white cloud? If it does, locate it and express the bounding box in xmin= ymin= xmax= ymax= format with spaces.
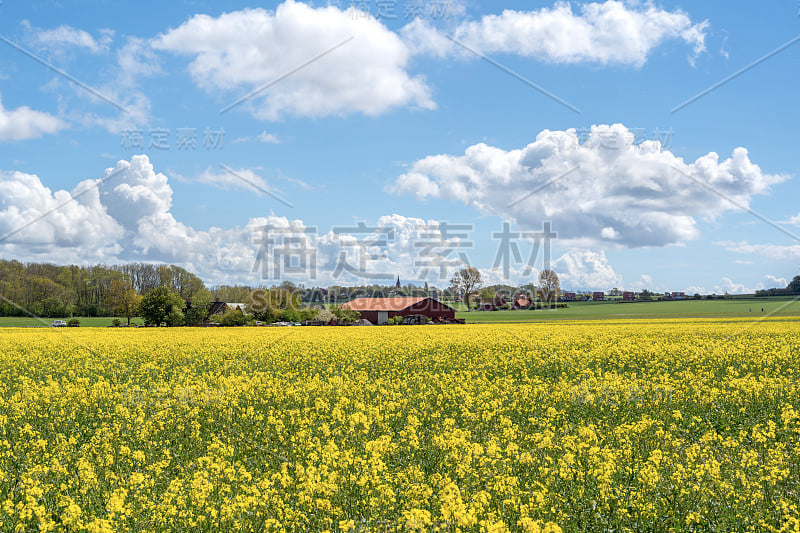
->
xmin=764 ymin=275 xmax=788 ymax=288
xmin=258 ymin=132 xmax=281 ymax=144
xmin=153 ymin=0 xmax=435 ymax=120
xmin=97 ymin=155 xmax=173 ymax=230
xmin=8 ymin=155 xmax=785 ymax=290
xmin=79 ymin=37 xmax=160 ymax=133
xmin=601 ymin=227 xmax=620 ymax=240
xmin=712 ymin=277 xmax=751 ymax=295
xmin=552 ymin=249 xmax=621 ymax=290
xmin=785 ymin=212 xmax=800 ymax=225
xmin=24 ymin=22 xmax=113 ymax=54
xmin=695 ymin=274 xmax=791 ymax=296
xmin=0 ymin=96 xmax=66 ymax=141
xmin=194 ymin=167 xmax=279 ymax=197
xmin=716 ymin=240 xmax=800 ymax=262
xmin=0 ymin=157 xmax=480 ymax=285
xmin=402 ymin=0 xmax=708 ymax=66
xmin=391 ymin=124 xmax=788 ymax=248
xmin=0 ymin=170 xmax=122 ymax=255
xmin=232 ymin=132 xmax=281 ymax=144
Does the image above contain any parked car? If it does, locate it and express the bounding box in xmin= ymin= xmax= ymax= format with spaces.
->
xmin=51 ymin=320 xmax=67 ymax=327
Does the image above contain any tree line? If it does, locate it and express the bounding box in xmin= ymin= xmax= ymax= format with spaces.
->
xmin=0 ymin=260 xmax=207 ymax=318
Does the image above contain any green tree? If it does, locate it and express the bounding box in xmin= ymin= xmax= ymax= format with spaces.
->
xmin=450 ymin=267 xmax=483 ymax=311
xmin=247 ymin=288 xmax=316 ymax=324
xmin=330 ymin=304 xmax=360 ymax=324
xmin=184 ymin=288 xmax=214 ymax=326
xmin=788 ymin=275 xmax=800 ymax=295
xmin=538 ymin=269 xmax=561 ymax=308
xmin=109 ymin=279 xmax=141 ymax=326
xmin=139 ymin=286 xmax=185 ymax=327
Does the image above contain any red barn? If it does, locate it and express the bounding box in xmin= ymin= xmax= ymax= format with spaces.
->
xmin=623 ymin=292 xmax=635 ymax=301
xmin=562 ymin=292 xmax=577 ymax=301
xmin=592 ymin=292 xmax=605 ymax=301
xmin=344 ymin=297 xmax=456 ymax=325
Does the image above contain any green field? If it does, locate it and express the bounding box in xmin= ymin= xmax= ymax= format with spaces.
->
xmin=0 ymin=316 xmax=145 ymax=327
xmin=456 ymin=297 xmax=800 ymax=322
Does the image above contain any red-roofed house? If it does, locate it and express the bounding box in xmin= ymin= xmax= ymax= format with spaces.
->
xmin=513 ymin=295 xmax=532 ymax=309
xmin=343 ymin=297 xmax=456 ymax=325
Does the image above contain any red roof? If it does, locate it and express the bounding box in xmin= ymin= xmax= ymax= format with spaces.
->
xmin=344 ymin=297 xmax=430 ymax=312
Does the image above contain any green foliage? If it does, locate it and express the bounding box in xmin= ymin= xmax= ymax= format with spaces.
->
xmin=449 ymin=267 xmax=483 ymax=311
xmin=390 ymin=316 xmax=404 ymax=325
xmin=248 ymin=288 xmax=319 ymax=324
xmin=165 ymin=308 xmax=185 ymax=327
xmin=0 ymin=260 xmax=208 ymax=319
xmin=138 ymin=286 xmax=185 ymax=327
xmin=184 ymin=288 xmax=214 ymax=326
xmin=66 ymin=318 xmax=80 ymax=327
xmin=788 ymin=275 xmax=800 ymax=295
xmin=329 ymin=304 xmax=360 ymax=324
xmin=112 ymin=319 xmax=121 ymax=327
xmin=209 ymin=309 xmax=254 ymax=327
xmin=109 ymin=279 xmax=141 ymax=326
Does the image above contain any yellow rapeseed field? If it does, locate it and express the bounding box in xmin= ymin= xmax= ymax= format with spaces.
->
xmin=0 ymin=318 xmax=799 ymax=532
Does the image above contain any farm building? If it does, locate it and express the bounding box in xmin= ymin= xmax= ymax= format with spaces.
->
xmin=206 ymin=301 xmax=246 ymax=318
xmin=592 ymin=292 xmax=605 ymax=301
xmin=623 ymin=292 xmax=636 ymax=301
xmin=344 ymin=297 xmax=456 ymax=325
xmin=562 ymin=292 xmax=577 ymax=301
xmin=513 ymin=295 xmax=532 ymax=309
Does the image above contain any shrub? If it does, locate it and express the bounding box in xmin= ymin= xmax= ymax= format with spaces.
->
xmin=66 ymin=318 xmax=80 ymax=327
xmin=112 ymin=319 xmax=121 ymax=327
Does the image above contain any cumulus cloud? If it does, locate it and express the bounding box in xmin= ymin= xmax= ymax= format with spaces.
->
xmin=390 ymin=124 xmax=787 ymax=248
xmin=402 ymin=0 xmax=708 ymax=66
xmin=0 ymin=170 xmax=122 ymax=258
xmin=764 ymin=274 xmax=788 ymax=288
xmin=0 ymin=156 xmax=492 ymax=285
xmin=552 ymin=250 xmax=621 ymax=290
xmin=0 ymin=97 xmax=66 ymax=141
xmin=153 ymin=0 xmax=434 ymax=120
xmin=95 ymin=157 xmax=170 ymax=230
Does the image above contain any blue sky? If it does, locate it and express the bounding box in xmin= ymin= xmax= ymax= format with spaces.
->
xmin=0 ymin=0 xmax=798 ymax=292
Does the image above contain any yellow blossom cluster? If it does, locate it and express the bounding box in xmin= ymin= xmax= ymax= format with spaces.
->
xmin=0 ymin=317 xmax=798 ymax=531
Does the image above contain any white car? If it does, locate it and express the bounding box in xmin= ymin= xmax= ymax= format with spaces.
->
xmin=51 ymin=320 xmax=67 ymax=327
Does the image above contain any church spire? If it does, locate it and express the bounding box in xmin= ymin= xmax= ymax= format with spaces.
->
xmin=396 ymin=276 xmax=401 ymax=289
